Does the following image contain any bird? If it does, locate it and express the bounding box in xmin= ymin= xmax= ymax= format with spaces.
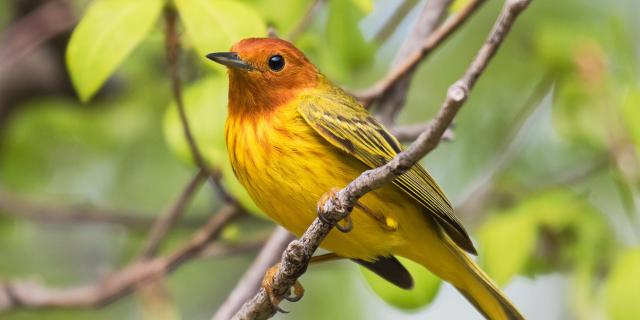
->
xmin=207 ymin=37 xmax=524 ymax=320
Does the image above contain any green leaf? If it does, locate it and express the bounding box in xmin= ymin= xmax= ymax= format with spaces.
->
xmin=163 ymin=76 xmax=263 ymax=216
xmin=351 ymin=0 xmax=374 ymax=13
xmin=605 ymin=248 xmax=640 ymax=320
xmin=239 ymin=0 xmax=313 ymax=34
xmin=478 ymin=212 xmax=537 ymax=286
xmin=360 ymin=257 xmax=441 ymax=310
xmin=621 ymin=87 xmax=640 ymax=156
xmin=174 ymin=0 xmax=266 ymax=64
xmin=66 ymin=0 xmax=164 ymax=102
xmin=324 ymin=0 xmax=375 ymax=80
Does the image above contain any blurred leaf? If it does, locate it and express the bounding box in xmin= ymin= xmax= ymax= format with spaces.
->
xmin=220 ymin=223 xmax=241 ymax=241
xmin=163 ymin=77 xmax=263 ymax=216
xmin=605 ymin=248 xmax=640 ymax=320
xmin=324 ymin=0 xmax=375 ymax=81
xmin=621 ymin=87 xmax=640 ymax=156
xmin=239 ymin=0 xmax=312 ymax=34
xmin=534 ymin=24 xmax=594 ymax=73
xmin=351 ymin=0 xmax=374 ymax=13
xmin=479 ymin=190 xmax=615 ymax=285
xmin=360 ymin=257 xmax=441 ymax=310
xmin=450 ymin=0 xmax=471 ymax=13
xmin=66 ymin=0 xmax=164 ymax=102
xmin=174 ymin=0 xmax=266 ymax=64
xmin=478 ymin=212 xmax=537 ymax=286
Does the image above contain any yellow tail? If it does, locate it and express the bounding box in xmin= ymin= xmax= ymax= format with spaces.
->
xmin=446 ymin=246 xmax=524 ymax=320
xmin=402 ymin=228 xmax=524 ymax=320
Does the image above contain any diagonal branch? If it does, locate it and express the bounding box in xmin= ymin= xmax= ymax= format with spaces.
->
xmin=455 ymin=75 xmax=553 ymax=222
xmin=0 ymin=0 xmax=76 ymax=73
xmin=287 ymin=0 xmax=326 ymax=42
xmin=0 ymin=204 xmax=242 ymax=312
xmin=375 ymin=0 xmax=454 ymax=125
xmin=231 ymin=0 xmax=533 ymax=318
xmin=212 ymin=227 xmax=294 ymax=320
xmin=357 ymin=0 xmax=486 ymax=106
xmin=372 ymin=0 xmax=421 ymax=45
xmin=138 ymin=169 xmax=209 ymax=259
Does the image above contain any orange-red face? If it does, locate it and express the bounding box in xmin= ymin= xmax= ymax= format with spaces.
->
xmin=207 ymin=38 xmax=319 ymax=115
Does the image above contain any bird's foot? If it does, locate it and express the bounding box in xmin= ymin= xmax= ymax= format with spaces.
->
xmin=262 ymin=263 xmax=305 ymax=313
xmin=317 ymin=187 xmax=353 ymax=233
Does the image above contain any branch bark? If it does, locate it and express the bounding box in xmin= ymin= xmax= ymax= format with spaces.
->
xmin=0 ymin=204 xmax=242 ymax=312
xmin=231 ymin=0 xmax=533 ymax=318
xmin=138 ymin=169 xmax=208 ymax=259
xmin=375 ymin=0 xmax=453 ymax=125
xmin=287 ymin=0 xmax=325 ymax=42
xmin=164 ymin=6 xmax=217 ymax=179
xmin=0 ymin=0 xmax=76 ymax=73
xmin=372 ymin=0 xmax=421 ymax=45
xmin=212 ymin=227 xmax=294 ymax=320
xmin=357 ymin=0 xmax=486 ymax=106
xmin=0 ymin=190 xmax=207 ymax=229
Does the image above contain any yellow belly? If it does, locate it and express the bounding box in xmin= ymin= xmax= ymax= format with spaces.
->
xmin=225 ymin=108 xmax=430 ymax=261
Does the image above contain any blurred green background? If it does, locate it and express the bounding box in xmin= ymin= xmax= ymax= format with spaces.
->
xmin=1 ymin=0 xmax=639 ymax=319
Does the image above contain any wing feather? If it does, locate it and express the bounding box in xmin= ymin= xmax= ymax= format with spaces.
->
xmin=298 ymin=91 xmax=477 ymax=255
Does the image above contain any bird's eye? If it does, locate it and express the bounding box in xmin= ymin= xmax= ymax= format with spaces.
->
xmin=268 ymin=55 xmax=285 ymax=71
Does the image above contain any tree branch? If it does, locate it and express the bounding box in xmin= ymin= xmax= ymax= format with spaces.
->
xmin=138 ymin=169 xmax=209 ymax=259
xmin=0 ymin=190 xmax=207 ymax=229
xmin=212 ymin=227 xmax=293 ymax=320
xmin=198 ymin=238 xmax=267 ymax=260
xmin=164 ymin=6 xmax=216 ymax=179
xmin=231 ymin=0 xmax=533 ymax=318
xmin=375 ymin=0 xmax=453 ymax=125
xmin=0 ymin=204 xmax=242 ymax=312
xmin=0 ymin=0 xmax=76 ymax=73
xmin=357 ymin=0 xmax=486 ymax=106
xmin=287 ymin=0 xmax=326 ymax=42
xmin=455 ymin=75 xmax=553 ymax=222
xmin=372 ymin=0 xmax=421 ymax=45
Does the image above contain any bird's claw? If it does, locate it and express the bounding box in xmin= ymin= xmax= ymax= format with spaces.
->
xmin=283 ymin=280 xmax=304 ymax=302
xmin=261 ymin=263 xmax=305 ymax=313
xmin=317 ymin=187 xmax=353 ymax=233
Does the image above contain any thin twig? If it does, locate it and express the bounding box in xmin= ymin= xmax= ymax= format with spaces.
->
xmin=164 ymin=6 xmax=212 ymax=176
xmin=455 ymin=75 xmax=554 ymax=221
xmin=287 ymin=0 xmax=325 ymax=42
xmin=212 ymin=227 xmax=293 ymax=320
xmin=232 ymin=0 xmax=533 ymax=318
xmin=357 ymin=0 xmax=486 ymax=106
xmin=375 ymin=0 xmax=453 ymax=125
xmin=198 ymin=238 xmax=267 ymax=260
xmin=372 ymin=0 xmax=421 ymax=44
xmin=0 ymin=190 xmax=206 ymax=229
xmin=138 ymin=169 xmax=208 ymax=259
xmin=522 ymin=155 xmax=610 ymax=194
xmin=0 ymin=204 xmax=242 ymax=312
xmin=0 ymin=0 xmax=76 ymax=73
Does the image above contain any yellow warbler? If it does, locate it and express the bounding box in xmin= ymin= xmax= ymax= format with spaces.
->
xmin=208 ymin=38 xmax=523 ymax=320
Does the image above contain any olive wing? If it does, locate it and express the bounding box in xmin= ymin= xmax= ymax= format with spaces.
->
xmin=298 ymin=92 xmax=476 ymax=254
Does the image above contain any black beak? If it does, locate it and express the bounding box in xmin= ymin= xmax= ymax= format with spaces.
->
xmin=206 ymin=52 xmax=255 ymax=71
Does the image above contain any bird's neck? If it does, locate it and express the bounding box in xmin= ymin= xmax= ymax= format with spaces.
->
xmin=227 ymin=73 xmax=329 ymax=118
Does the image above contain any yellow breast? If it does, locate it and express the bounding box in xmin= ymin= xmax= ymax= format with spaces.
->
xmin=224 ymin=95 xmax=417 ymax=260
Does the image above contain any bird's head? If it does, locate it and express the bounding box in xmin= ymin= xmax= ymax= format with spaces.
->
xmin=207 ymin=38 xmax=319 ymax=115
